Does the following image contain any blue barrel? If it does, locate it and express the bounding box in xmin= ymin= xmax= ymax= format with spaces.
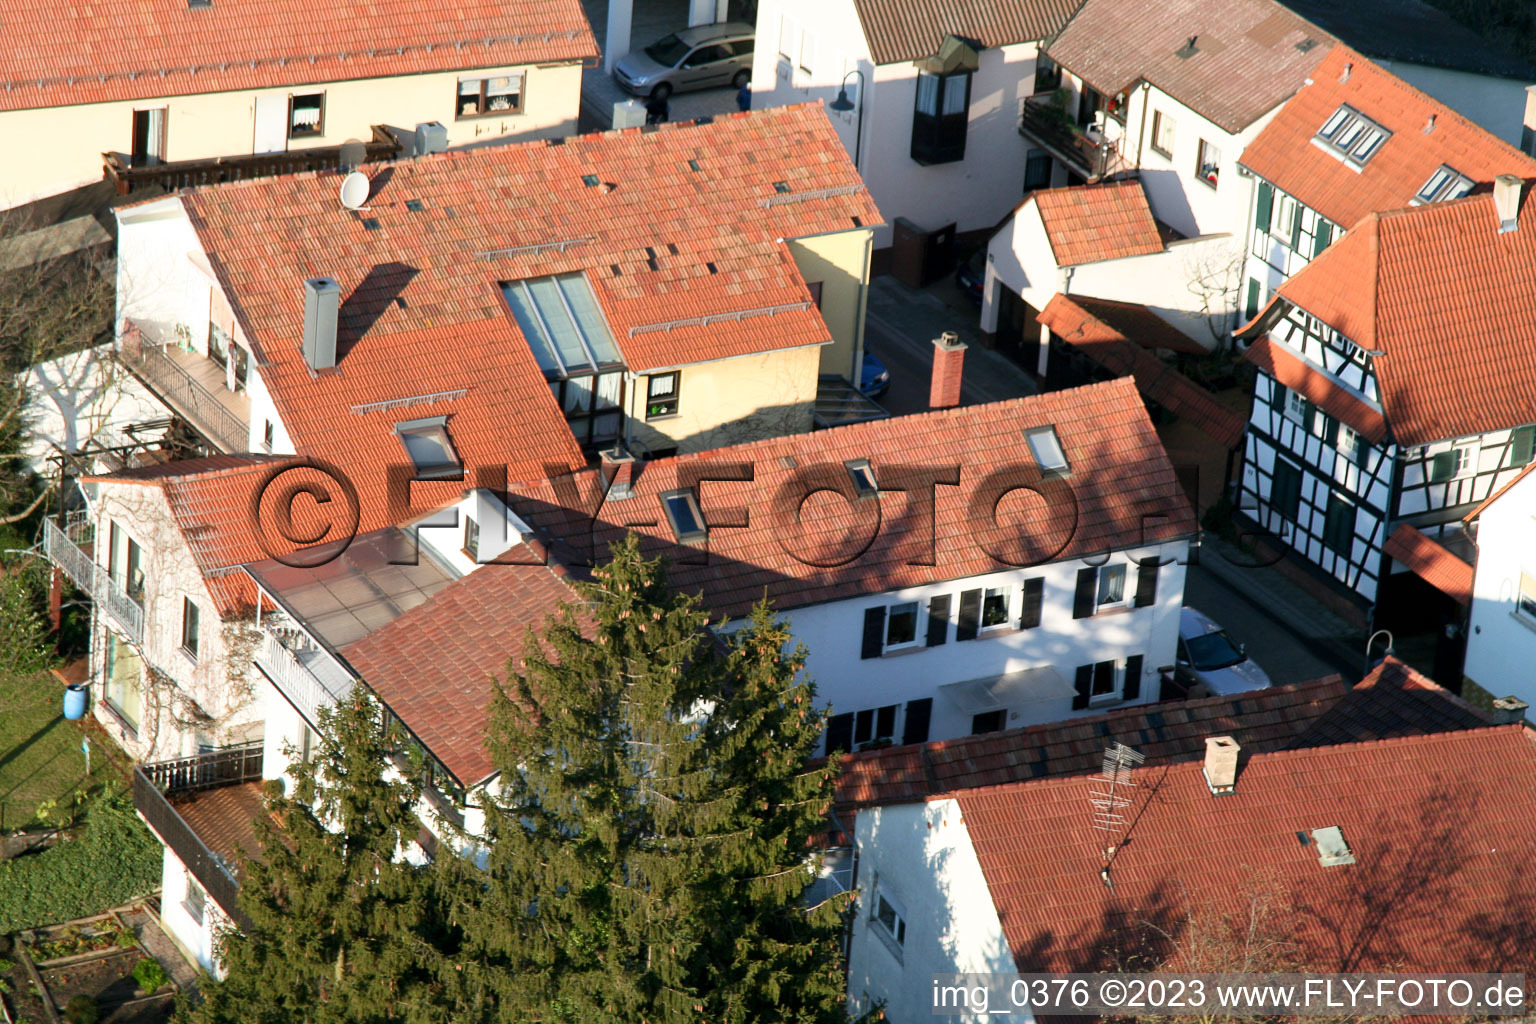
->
xmin=63 ymin=683 xmax=89 ymax=720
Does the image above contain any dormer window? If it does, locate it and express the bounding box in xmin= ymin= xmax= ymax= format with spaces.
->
xmin=1316 ymin=105 xmax=1391 ymax=167
xmin=1414 ymin=165 xmax=1473 ymax=205
xmin=1025 ymin=427 xmax=1068 ymax=472
xmin=845 ymin=458 xmax=878 ymax=498
xmin=395 ymin=416 xmax=461 ymax=479
xmin=660 ymin=488 xmax=707 ymax=544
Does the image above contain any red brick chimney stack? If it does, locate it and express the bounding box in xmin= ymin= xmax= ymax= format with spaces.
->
xmin=929 ymin=331 xmax=967 ymax=410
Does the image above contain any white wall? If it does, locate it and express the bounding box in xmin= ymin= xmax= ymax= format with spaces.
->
xmin=159 ymin=846 xmax=225 ymax=975
xmin=410 ymin=488 xmax=532 ymax=576
xmin=847 ymin=799 xmax=1025 ymax=1023
xmin=1378 ymin=61 xmax=1531 ymax=148
xmin=764 ymin=542 xmax=1188 ymax=749
xmin=751 ymin=0 xmax=1044 ymax=247
xmin=20 ymin=344 xmax=169 ymax=475
xmin=1464 ymin=468 xmax=1536 ymax=705
xmin=983 ymin=200 xmax=1241 ymax=349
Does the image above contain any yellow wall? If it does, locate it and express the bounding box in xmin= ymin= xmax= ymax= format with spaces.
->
xmin=1 ymin=62 xmax=584 ymax=208
xmin=787 ymin=227 xmax=872 ymax=379
xmin=627 ymin=344 xmax=824 ymax=454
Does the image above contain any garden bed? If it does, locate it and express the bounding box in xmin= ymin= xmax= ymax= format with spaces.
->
xmin=6 ymin=907 xmax=180 ymax=1024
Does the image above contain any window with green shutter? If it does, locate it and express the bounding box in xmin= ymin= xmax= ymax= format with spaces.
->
xmin=1255 ymin=181 xmax=1274 ymax=232
xmin=1512 ymin=425 xmax=1536 ymax=467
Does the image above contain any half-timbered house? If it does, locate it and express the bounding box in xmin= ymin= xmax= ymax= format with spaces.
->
xmin=1236 ymin=174 xmax=1536 ymax=610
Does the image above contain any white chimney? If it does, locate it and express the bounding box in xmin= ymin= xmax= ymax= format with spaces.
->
xmin=1203 ymin=736 xmax=1240 ymax=795
xmin=1492 ymin=695 xmax=1530 ymax=725
xmin=1494 ymin=174 xmax=1522 ymax=234
xmin=301 ymin=277 xmax=341 ymax=371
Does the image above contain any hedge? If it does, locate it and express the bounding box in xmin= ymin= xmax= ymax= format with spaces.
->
xmin=0 ymin=790 xmax=161 ymax=933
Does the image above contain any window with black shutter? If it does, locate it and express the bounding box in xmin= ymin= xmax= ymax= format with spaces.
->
xmin=1020 ymin=577 xmax=1044 ymax=628
xmin=971 ymin=710 xmax=1006 ymax=734
xmin=1133 ymin=561 xmax=1158 ymax=608
xmin=1123 ymin=655 xmax=1144 ymax=700
xmin=911 ymin=70 xmax=971 ymax=165
xmin=1072 ymin=664 xmax=1092 ymax=709
xmin=1072 ymin=567 xmax=1097 ymax=619
xmin=825 ymin=713 xmax=854 ymax=754
xmin=861 ymin=607 xmax=885 ymax=659
xmin=926 ymin=595 xmax=951 ymax=646
xmin=955 ymin=588 xmax=982 ymax=640
xmin=902 ymin=698 xmax=932 ymax=745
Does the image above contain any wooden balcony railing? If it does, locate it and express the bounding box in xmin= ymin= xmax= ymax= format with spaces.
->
xmin=104 ymin=125 xmax=402 ymax=196
xmin=132 ymin=745 xmax=263 ymax=932
xmin=118 ymin=321 xmax=249 ymax=453
xmin=1018 ymin=96 xmax=1120 ymax=181
xmin=141 ymin=740 xmax=263 ymax=795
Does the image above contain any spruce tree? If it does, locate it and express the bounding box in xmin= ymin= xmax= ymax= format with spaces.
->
xmin=180 ymin=689 xmax=445 ymax=1024
xmin=437 ymin=536 xmax=848 ymax=1022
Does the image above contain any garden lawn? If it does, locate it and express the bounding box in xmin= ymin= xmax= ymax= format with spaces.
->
xmin=0 ymin=668 xmax=113 ymax=831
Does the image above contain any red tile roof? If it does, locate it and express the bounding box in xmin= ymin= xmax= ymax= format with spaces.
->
xmin=1031 ymin=181 xmax=1165 ymax=267
xmin=1041 ymin=295 xmax=1248 ymax=449
xmin=181 ymin=105 xmax=880 ymax=530
xmin=1382 ymin=523 xmax=1474 ymax=606
xmin=1045 ymin=0 xmax=1331 ymax=133
xmin=87 ymin=455 xmax=320 ymax=614
xmin=1242 ymin=334 xmax=1388 ymax=443
xmin=1272 ymin=186 xmax=1536 ymax=447
xmin=341 ymin=555 xmax=582 ymax=786
xmin=511 ymin=378 xmax=1197 ymax=618
xmin=1240 ymin=47 xmax=1536 ymax=230
xmin=0 ymin=0 xmax=596 ymax=112
xmin=833 ymin=656 xmax=1490 ymax=820
xmin=852 ymin=0 xmax=1078 ymax=65
xmin=956 ymin=725 xmax=1536 ymax=972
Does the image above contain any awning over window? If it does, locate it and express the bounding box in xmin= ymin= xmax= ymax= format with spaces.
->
xmin=939 ymin=665 xmax=1073 ymax=714
xmin=914 ymin=35 xmax=981 ymax=75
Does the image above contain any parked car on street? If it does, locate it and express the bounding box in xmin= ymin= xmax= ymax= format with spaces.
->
xmin=613 ymin=23 xmax=755 ymax=100
xmin=954 ymin=248 xmax=986 ymax=305
xmin=1175 ymin=607 xmax=1273 ymax=697
xmin=859 ymin=350 xmax=890 ymax=399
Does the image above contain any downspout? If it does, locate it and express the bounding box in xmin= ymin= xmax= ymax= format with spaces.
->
xmin=851 ymin=229 xmax=873 ymax=387
xmin=1133 ymin=80 xmax=1150 ymax=171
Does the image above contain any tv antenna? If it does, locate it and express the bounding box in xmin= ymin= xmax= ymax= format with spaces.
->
xmin=339 ymin=170 xmax=371 ymax=211
xmin=1087 ymin=742 xmax=1144 ymax=882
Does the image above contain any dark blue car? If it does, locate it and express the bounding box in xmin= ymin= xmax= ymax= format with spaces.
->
xmin=859 ymin=351 xmax=890 ymax=399
xmin=954 ymin=248 xmax=985 ymax=305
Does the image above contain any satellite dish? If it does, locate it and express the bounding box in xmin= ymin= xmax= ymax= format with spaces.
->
xmin=339 ymin=171 xmax=371 ymax=211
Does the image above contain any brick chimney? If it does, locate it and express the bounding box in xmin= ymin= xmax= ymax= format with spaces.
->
xmin=600 ymin=445 xmax=636 ymax=500
xmin=1491 ymin=695 xmax=1530 ymax=725
xmin=1203 ymin=736 xmax=1240 ymax=795
xmin=1493 ymin=174 xmax=1522 ymax=233
xmin=929 ymin=331 xmax=967 ymax=410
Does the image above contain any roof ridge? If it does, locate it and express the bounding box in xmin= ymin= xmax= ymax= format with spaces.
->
xmin=938 ymin=721 xmax=1531 ymax=804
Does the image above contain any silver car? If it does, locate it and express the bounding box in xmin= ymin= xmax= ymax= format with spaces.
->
xmin=613 ymin=23 xmax=755 ymax=100
xmin=1175 ymin=607 xmax=1274 ymax=697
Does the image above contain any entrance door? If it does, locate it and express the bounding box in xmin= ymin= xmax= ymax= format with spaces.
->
xmin=253 ymin=94 xmax=289 ymax=154
xmin=130 ymin=108 xmax=166 ymax=167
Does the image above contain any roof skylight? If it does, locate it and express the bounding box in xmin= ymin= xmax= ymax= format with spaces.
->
xmin=1414 ymin=165 xmax=1474 ymax=205
xmin=845 ymin=458 xmax=878 ymax=499
xmin=659 ymin=489 xmax=708 ymax=544
xmin=395 ymin=416 xmax=462 ymax=479
xmin=1025 ymin=427 xmax=1068 ymax=472
xmin=1316 ymin=105 xmax=1392 ymax=167
xmin=501 ymin=273 xmax=624 ymax=381
xmin=1311 ymin=826 xmax=1357 ymax=867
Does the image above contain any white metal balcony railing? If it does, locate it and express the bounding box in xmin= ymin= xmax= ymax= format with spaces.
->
xmin=117 ymin=321 xmax=250 ymax=453
xmin=254 ymin=627 xmax=354 ymax=725
xmin=43 ymin=518 xmax=144 ymax=643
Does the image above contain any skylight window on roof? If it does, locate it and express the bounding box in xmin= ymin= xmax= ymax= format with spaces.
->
xmin=1025 ymin=427 xmax=1068 ymax=472
xmin=773 ymin=181 xmax=791 ymax=193
xmin=1315 ymin=105 xmax=1392 ymax=167
xmin=1311 ymin=826 xmax=1357 ymax=867
xmin=582 ymin=174 xmax=600 ymax=186
xmin=688 ymin=159 xmax=701 ymax=171
xmin=395 ymin=416 xmax=462 ymax=479
xmin=1414 ymin=165 xmax=1473 ymax=205
xmin=660 ymin=489 xmax=708 ymax=544
xmin=845 ymin=458 xmax=878 ymax=499
xmin=501 ymin=273 xmax=624 ymax=381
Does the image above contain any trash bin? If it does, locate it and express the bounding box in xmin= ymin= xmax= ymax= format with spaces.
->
xmin=63 ymin=683 xmax=89 ymax=720
xmin=889 ymin=217 xmax=958 ymax=289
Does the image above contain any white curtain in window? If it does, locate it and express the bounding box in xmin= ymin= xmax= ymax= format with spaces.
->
xmin=941 ymin=75 xmax=968 ymax=116
xmin=915 ymin=73 xmax=940 ymax=116
xmin=292 ymin=105 xmax=321 ymax=126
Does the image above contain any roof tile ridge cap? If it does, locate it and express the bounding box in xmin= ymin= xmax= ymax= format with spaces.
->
xmin=1354 ymin=49 xmax=1536 ymax=166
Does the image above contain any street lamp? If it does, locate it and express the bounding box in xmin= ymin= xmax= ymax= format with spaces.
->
xmin=828 ymin=69 xmax=866 ymax=171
